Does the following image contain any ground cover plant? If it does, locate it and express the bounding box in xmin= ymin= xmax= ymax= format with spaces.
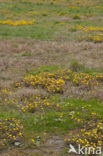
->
xmin=0 ymin=0 xmax=103 ymax=155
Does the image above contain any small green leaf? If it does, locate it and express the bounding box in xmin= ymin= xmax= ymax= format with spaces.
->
xmin=14 ymin=142 xmax=21 ymax=146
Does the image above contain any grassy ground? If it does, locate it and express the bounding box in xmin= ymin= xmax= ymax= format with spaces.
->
xmin=0 ymin=0 xmax=103 ymax=155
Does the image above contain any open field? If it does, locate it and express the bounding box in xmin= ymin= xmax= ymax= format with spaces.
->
xmin=0 ymin=0 xmax=103 ymax=155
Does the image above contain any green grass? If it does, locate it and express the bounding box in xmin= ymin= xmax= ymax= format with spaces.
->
xmin=26 ymin=65 xmax=63 ymax=76
xmin=0 ymin=64 xmax=103 ymax=154
xmin=0 ymin=0 xmax=103 ymax=40
xmin=0 ymin=94 xmax=103 ymax=137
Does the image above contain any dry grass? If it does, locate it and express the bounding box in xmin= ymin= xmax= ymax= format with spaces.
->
xmin=0 ymin=39 xmax=103 ymax=88
xmin=1 ymin=39 xmax=103 ymax=103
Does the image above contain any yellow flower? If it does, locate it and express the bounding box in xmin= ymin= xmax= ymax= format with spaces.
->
xmin=32 ymin=139 xmax=35 ymax=143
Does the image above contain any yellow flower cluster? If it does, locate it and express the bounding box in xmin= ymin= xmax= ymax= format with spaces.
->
xmin=86 ymin=34 xmax=103 ymax=43
xmin=65 ymin=113 xmax=103 ymax=152
xmin=20 ymin=96 xmax=60 ymax=113
xmin=1 ymin=89 xmax=11 ymax=95
xmin=15 ymin=70 xmax=103 ymax=93
xmin=0 ymin=89 xmax=13 ymax=104
xmin=96 ymin=73 xmax=103 ymax=82
xmin=20 ymin=73 xmax=66 ymax=93
xmin=78 ymin=26 xmax=103 ymax=32
xmin=0 ymin=118 xmax=23 ymax=147
xmin=78 ymin=26 xmax=103 ymax=43
xmin=0 ymin=19 xmax=34 ymax=26
xmin=72 ymin=73 xmax=99 ymax=90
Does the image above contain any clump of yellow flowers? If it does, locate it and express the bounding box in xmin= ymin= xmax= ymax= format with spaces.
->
xmin=15 ymin=70 xmax=103 ymax=92
xmin=86 ymin=34 xmax=103 ymax=43
xmin=0 ymin=19 xmax=34 ymax=26
xmin=65 ymin=112 xmax=103 ymax=153
xmin=78 ymin=25 xmax=103 ymax=43
xmin=78 ymin=26 xmax=103 ymax=32
xmin=20 ymin=95 xmax=60 ymax=113
xmin=0 ymin=118 xmax=23 ymax=148
xmin=72 ymin=72 xmax=99 ymax=90
xmin=15 ymin=72 xmax=67 ymax=94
